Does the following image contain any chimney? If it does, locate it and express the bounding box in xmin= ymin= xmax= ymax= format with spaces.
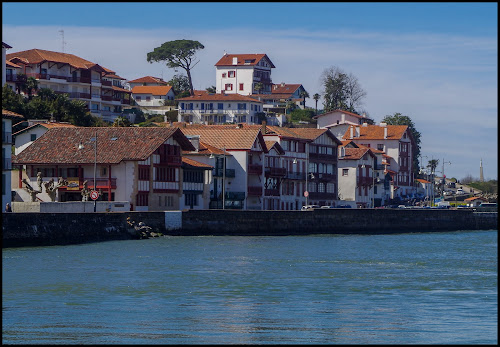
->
xmin=384 ymin=127 xmax=388 ymax=139
xmin=232 ymin=57 xmax=238 ymax=65
xmin=355 ymin=126 xmax=360 ymax=138
xmin=188 ymin=135 xmax=200 ymax=152
xmin=261 ymin=120 xmax=267 ymax=134
xmin=281 ymin=82 xmax=285 ymax=87
xmin=362 ymin=122 xmax=368 ymax=127
xmin=350 ymin=126 xmax=354 ymax=139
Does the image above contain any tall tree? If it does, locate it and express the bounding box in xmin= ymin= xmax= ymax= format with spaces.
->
xmin=254 ymin=82 xmax=264 ymax=94
xmin=299 ymin=89 xmax=309 ymax=109
xmin=382 ymin=112 xmax=422 ymax=177
xmin=344 ymin=73 xmax=366 ymax=113
xmin=313 ymin=93 xmax=320 ymax=115
xmin=147 ymin=39 xmax=204 ymax=96
xmin=320 ymin=66 xmax=366 ymax=114
xmin=24 ymin=77 xmax=39 ymax=100
xmin=321 ymin=66 xmax=348 ymax=111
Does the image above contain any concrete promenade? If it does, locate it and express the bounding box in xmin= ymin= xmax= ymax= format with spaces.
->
xmin=2 ymin=209 xmax=497 ymax=248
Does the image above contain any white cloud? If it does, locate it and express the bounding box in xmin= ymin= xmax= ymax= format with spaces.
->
xmin=2 ymin=24 xmax=497 ymax=179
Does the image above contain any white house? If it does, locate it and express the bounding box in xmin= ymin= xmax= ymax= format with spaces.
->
xmin=177 ymin=92 xmax=264 ymax=125
xmin=315 ymin=109 xmax=371 ymax=139
xmin=215 ymin=53 xmax=275 ymax=95
xmin=11 ymin=127 xmax=198 ymax=211
xmin=131 ymin=85 xmax=176 ymax=115
xmin=343 ymin=122 xmax=417 ymax=200
xmin=3 ymin=109 xmax=24 ymax=209
xmin=127 ymin=76 xmax=169 ymax=89
xmin=337 ymin=146 xmax=376 ymax=208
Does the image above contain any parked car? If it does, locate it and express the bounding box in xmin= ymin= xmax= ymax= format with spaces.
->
xmin=456 ymin=188 xmax=464 ymax=195
xmin=301 ymin=205 xmax=320 ymax=211
xmin=336 ymin=204 xmax=352 ymax=208
xmin=320 ymin=205 xmax=334 ymax=209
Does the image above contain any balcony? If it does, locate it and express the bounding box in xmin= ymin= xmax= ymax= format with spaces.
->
xmin=309 ymin=152 xmax=337 ymax=161
xmin=69 ymin=92 xmax=91 ymax=99
xmin=357 ymin=177 xmax=373 ymax=186
xmin=264 ymin=188 xmax=280 ymax=196
xmin=101 ymin=95 xmax=113 ymax=102
xmin=247 ymin=164 xmax=263 ymax=175
xmin=287 ymin=171 xmax=305 ymax=180
xmin=317 ymin=173 xmax=336 ymax=181
xmin=101 ymin=80 xmax=112 ymax=87
xmin=213 ymin=168 xmax=235 ymax=178
xmin=264 ymin=167 xmax=286 ymax=177
xmin=247 ymin=186 xmax=262 ymax=196
xmin=121 ymin=99 xmax=131 ymax=105
xmin=68 ymin=76 xmax=91 ymax=84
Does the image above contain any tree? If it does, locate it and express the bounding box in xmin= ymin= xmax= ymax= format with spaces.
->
xmin=427 ymin=159 xmax=439 ymax=174
xmin=112 ymin=116 xmax=131 ymax=127
xmin=313 ymin=93 xmax=320 ymax=115
xmin=344 ymin=73 xmax=366 ymax=113
xmin=321 ymin=66 xmax=348 ymax=111
xmin=320 ymin=66 xmax=366 ymax=114
xmin=168 ymin=74 xmax=191 ymax=95
xmin=299 ymin=90 xmax=309 ymax=109
xmin=147 ymin=39 xmax=204 ymax=96
xmin=2 ymin=85 xmax=26 ymax=115
xmin=254 ymin=82 xmax=264 ymax=94
xmin=382 ymin=112 xmax=422 ymax=178
xmin=24 ymin=77 xmax=39 ymax=100
xmin=206 ymin=85 xmax=216 ymax=93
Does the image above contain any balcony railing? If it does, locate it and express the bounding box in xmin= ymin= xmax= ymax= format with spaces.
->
xmin=213 ymin=168 xmax=235 ymax=178
xmin=309 ymin=152 xmax=337 ymax=161
xmin=68 ymin=92 xmax=91 ymax=99
xmin=101 ymin=95 xmax=113 ymax=101
xmin=101 ymin=80 xmax=112 ymax=87
xmin=247 ymin=164 xmax=263 ymax=175
xmin=357 ymin=177 xmax=373 ymax=186
xmin=68 ymin=76 xmax=91 ymax=84
xmin=317 ymin=173 xmax=336 ymax=181
xmin=264 ymin=188 xmax=280 ymax=196
xmin=264 ymin=167 xmax=286 ymax=177
xmin=247 ymin=186 xmax=262 ymax=196
xmin=287 ymin=171 xmax=305 ymax=180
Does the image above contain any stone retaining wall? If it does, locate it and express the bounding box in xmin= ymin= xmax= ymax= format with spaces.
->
xmin=2 ymin=209 xmax=497 ymax=248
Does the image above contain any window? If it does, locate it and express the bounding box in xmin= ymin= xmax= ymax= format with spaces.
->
xmin=218 ymin=103 xmax=224 ymax=110
xmin=222 ymin=73 xmax=226 ymax=78
xmin=228 ymin=71 xmax=235 ymax=78
xmin=239 ymin=83 xmax=244 ymax=91
xmin=377 ymin=144 xmax=384 ymax=151
xmin=185 ymin=193 xmax=198 ymax=207
xmin=225 ymin=83 xmax=233 ymax=91
xmin=136 ymin=193 xmax=148 ymax=206
xmin=146 ymin=96 xmax=151 ymax=101
xmin=31 ymin=134 xmax=37 ymax=141
xmin=342 ymin=169 xmax=349 ymax=176
xmin=237 ymin=103 xmax=246 ymax=110
xmin=155 ymin=167 xmax=176 ymax=182
xmin=136 ymin=96 xmax=141 ymax=101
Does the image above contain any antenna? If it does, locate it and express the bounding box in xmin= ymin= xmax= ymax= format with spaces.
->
xmin=59 ymin=29 xmax=66 ymax=52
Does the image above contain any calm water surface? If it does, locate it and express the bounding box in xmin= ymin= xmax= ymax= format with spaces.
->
xmin=2 ymin=230 xmax=497 ymax=344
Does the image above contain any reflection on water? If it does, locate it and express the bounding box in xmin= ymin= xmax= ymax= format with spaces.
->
xmin=3 ymin=231 xmax=498 ymax=344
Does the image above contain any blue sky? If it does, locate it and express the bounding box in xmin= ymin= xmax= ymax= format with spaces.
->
xmin=2 ymin=2 xmax=498 ymax=180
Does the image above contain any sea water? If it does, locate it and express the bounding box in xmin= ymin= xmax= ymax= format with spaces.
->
xmin=2 ymin=230 xmax=497 ymax=344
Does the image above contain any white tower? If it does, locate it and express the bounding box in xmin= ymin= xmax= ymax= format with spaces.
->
xmin=479 ymin=158 xmax=484 ymax=182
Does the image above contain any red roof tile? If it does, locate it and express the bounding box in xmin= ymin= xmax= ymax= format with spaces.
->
xmin=180 ymin=125 xmax=264 ymax=151
xmin=2 ymin=109 xmax=25 ymax=120
xmin=128 ymin=76 xmax=169 ymax=84
xmin=182 ymin=156 xmax=213 ymax=169
xmin=131 ymin=85 xmax=173 ymax=95
xmin=6 ymin=49 xmax=111 ymax=72
xmin=13 ymin=127 xmax=195 ymax=165
xmin=271 ymin=84 xmax=301 ymax=94
xmin=339 ymin=147 xmax=375 ymax=160
xmin=344 ymin=124 xmax=409 ymax=140
xmin=215 ymin=53 xmax=275 ymax=68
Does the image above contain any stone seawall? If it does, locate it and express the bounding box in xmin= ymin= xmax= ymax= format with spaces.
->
xmin=2 ymin=209 xmax=497 ymax=248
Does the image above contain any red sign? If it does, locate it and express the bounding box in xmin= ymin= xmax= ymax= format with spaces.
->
xmin=90 ymin=190 xmax=99 ymax=201
xmin=304 ymin=191 xmax=309 ymax=197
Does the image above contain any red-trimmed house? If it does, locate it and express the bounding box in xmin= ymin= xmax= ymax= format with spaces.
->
xmin=11 ymin=127 xmax=199 ymax=211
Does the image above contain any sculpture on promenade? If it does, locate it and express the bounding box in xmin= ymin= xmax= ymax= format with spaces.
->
xmin=81 ymin=180 xmax=90 ymax=201
xmin=44 ymin=177 xmax=68 ymax=202
xmin=22 ymin=178 xmax=42 ymax=202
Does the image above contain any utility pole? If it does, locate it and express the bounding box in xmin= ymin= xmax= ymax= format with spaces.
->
xmin=441 ymin=158 xmax=451 ymax=198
